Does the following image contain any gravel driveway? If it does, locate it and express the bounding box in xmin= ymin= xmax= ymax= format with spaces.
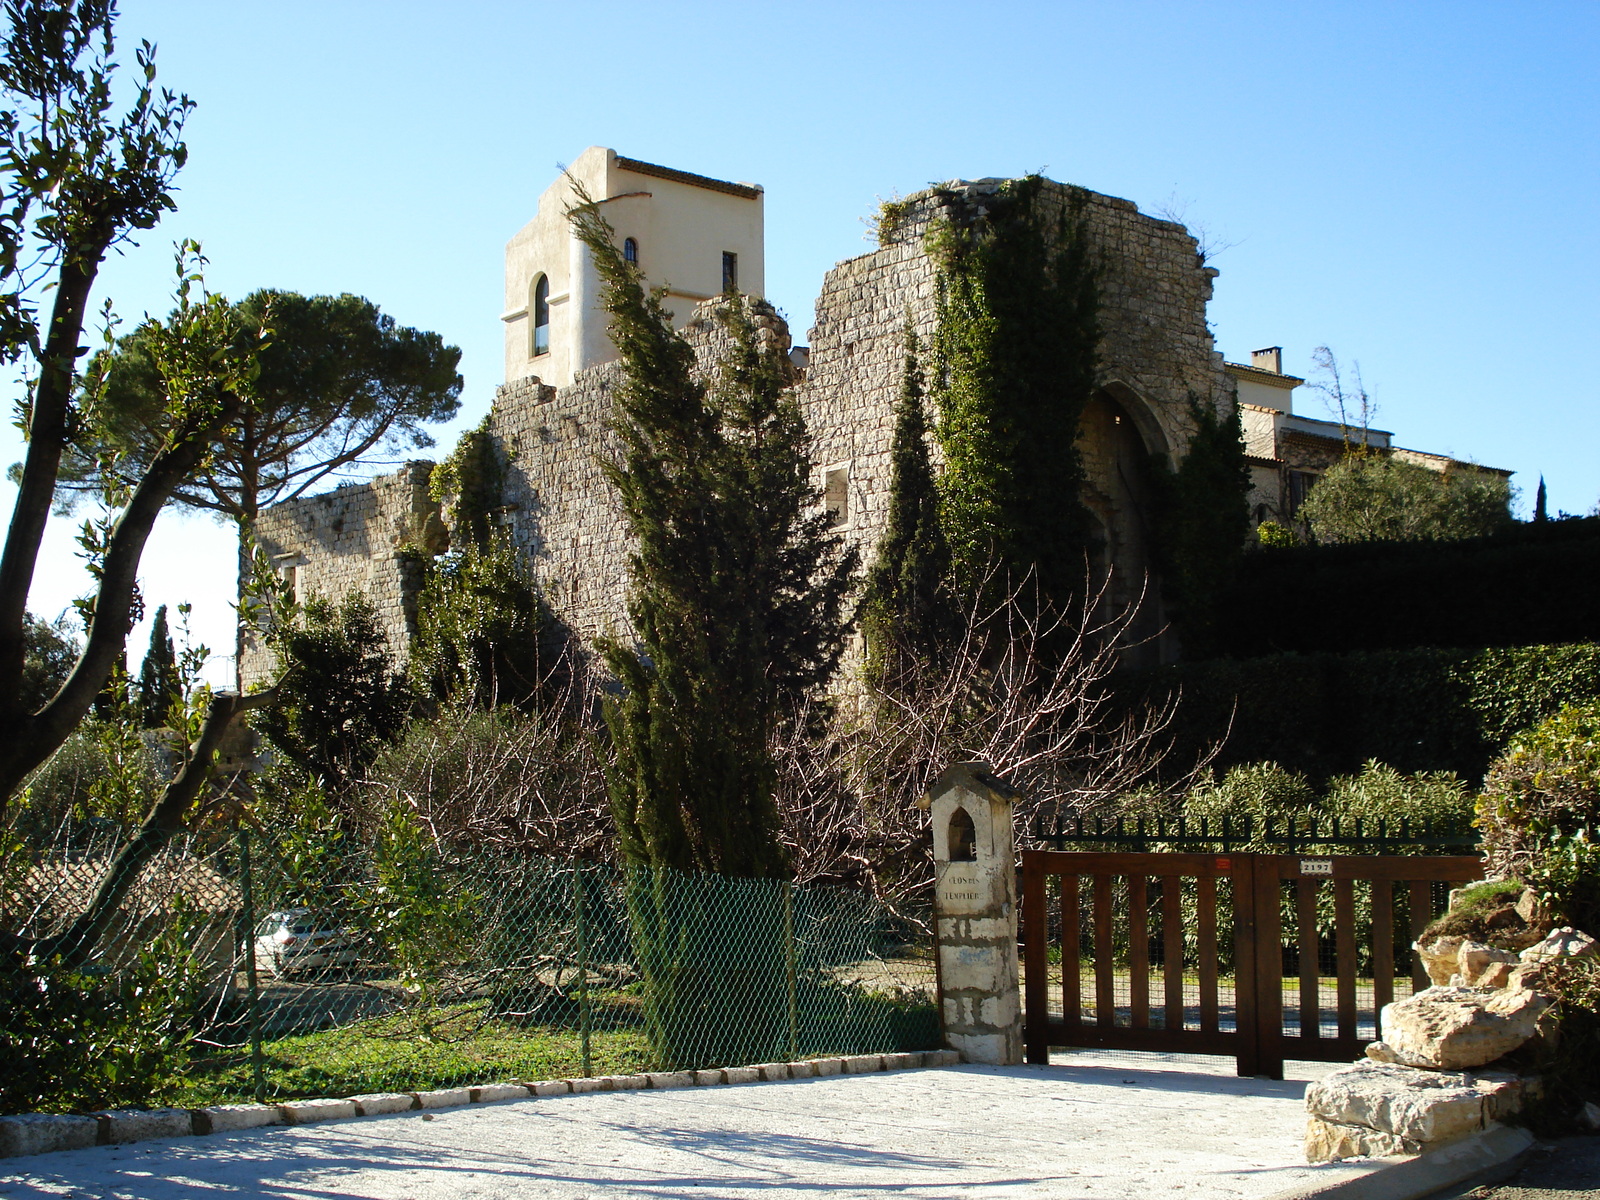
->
xmin=0 ymin=1054 xmax=1379 ymax=1200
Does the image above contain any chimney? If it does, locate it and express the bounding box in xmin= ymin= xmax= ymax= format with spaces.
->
xmin=1251 ymin=346 xmax=1283 ymax=374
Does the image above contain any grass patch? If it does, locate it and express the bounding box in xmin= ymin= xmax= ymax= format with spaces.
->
xmin=176 ymin=998 xmax=653 ymax=1104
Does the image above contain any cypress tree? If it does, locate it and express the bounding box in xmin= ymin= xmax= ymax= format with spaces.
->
xmin=861 ymin=326 xmax=957 ymax=685
xmin=136 ymin=605 xmax=181 ymax=729
xmin=568 ymin=199 xmax=857 ymax=880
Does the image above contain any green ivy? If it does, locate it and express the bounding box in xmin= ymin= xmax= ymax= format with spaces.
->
xmin=1146 ymin=397 xmax=1251 ymax=658
xmin=430 ymin=415 xmax=504 ymax=551
xmin=926 ymin=177 xmax=1099 ymax=615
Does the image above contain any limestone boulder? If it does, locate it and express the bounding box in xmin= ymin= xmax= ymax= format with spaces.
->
xmin=1519 ymin=926 xmax=1597 ymax=966
xmin=1458 ymin=941 xmax=1519 ymax=986
xmin=1305 ymin=1116 xmax=1416 ymax=1162
xmin=1306 ymin=1060 xmax=1512 ymax=1145
xmin=1476 ymin=961 xmax=1516 ymax=990
xmin=1415 ymin=936 xmax=1466 ymax=986
xmin=1380 ymin=986 xmax=1549 ymax=1069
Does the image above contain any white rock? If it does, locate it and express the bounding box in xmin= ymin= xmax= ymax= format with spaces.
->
xmin=0 ymin=1113 xmax=98 ymax=1158
xmin=1305 ymin=1115 xmax=1416 ymax=1163
xmin=1458 ymin=941 xmax=1519 ymax=985
xmin=1305 ymin=1061 xmax=1497 ymax=1144
xmin=278 ymin=1098 xmax=357 ymax=1125
xmin=411 ymin=1088 xmax=471 ymax=1109
xmin=1380 ymin=986 xmax=1550 ymax=1069
xmin=469 ymin=1084 xmax=530 ymax=1104
xmin=94 ymin=1108 xmax=192 ymax=1144
xmin=1520 ymin=927 xmax=1598 ymax=965
xmin=192 ymin=1104 xmax=281 ymax=1134
xmin=350 ymin=1093 xmax=416 ymax=1116
xmin=1414 ymin=936 xmax=1466 ymax=987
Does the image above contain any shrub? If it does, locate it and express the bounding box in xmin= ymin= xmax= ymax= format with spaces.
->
xmin=1478 ymin=703 xmax=1600 ymax=932
xmin=0 ymin=912 xmax=204 ymax=1114
xmin=253 ymin=591 xmax=408 ymax=794
xmin=1125 ymin=642 xmax=1600 ymax=783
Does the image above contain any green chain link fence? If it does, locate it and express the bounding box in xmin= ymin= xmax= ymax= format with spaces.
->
xmin=1 ymin=824 xmax=938 ymax=1114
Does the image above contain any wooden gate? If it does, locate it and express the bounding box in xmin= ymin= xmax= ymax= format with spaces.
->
xmin=1020 ymin=849 xmax=1484 ymax=1079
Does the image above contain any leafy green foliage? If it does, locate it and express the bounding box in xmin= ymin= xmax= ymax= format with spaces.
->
xmin=928 ymin=177 xmax=1099 ymax=613
xmin=1255 ymin=519 xmax=1296 ymax=548
xmin=1222 ymin=515 xmax=1600 ymax=655
xmin=19 ymin=612 xmax=76 ymax=713
xmin=428 ymin=415 xmax=502 ymax=552
xmin=860 ymin=329 xmax=956 ymax=686
xmin=0 ymin=910 xmax=204 ymax=1115
xmin=409 ymin=538 xmax=548 ymax=712
xmin=253 ymin=591 xmax=407 ymax=794
xmin=1298 ymin=453 xmax=1514 ymax=544
xmin=1126 ymin=642 xmax=1600 ymax=783
xmin=366 ymin=805 xmax=478 ymax=1016
xmin=64 ymin=289 xmax=462 ymax=523
xmin=1478 ymin=703 xmax=1600 ymax=931
xmin=1147 ymin=397 xmax=1251 ymax=657
xmin=136 ymin=603 xmax=180 ymax=728
xmin=568 ymin=198 xmax=856 ymax=880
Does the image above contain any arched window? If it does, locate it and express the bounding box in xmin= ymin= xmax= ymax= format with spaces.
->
xmin=623 ymin=237 xmax=638 ymax=265
xmin=532 ymin=275 xmax=550 ymax=356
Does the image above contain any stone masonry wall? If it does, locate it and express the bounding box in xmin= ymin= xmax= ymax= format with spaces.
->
xmin=798 ymin=179 xmax=1234 ymax=639
xmin=240 ymin=462 xmax=442 ymax=689
xmin=246 ymin=176 xmax=1234 ymax=678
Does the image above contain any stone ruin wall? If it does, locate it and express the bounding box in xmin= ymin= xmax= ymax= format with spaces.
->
xmin=240 ymin=462 xmax=441 ymax=689
xmin=243 ymin=177 xmax=1235 ymax=682
xmin=799 ymin=179 xmax=1235 ymax=636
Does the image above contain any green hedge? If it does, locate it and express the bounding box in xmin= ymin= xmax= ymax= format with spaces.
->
xmin=1123 ymin=642 xmax=1600 ymax=783
xmin=1218 ymin=517 xmax=1600 ymax=657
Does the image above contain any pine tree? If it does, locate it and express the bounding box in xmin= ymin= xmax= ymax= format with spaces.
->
xmin=861 ymin=327 xmax=956 ymax=685
xmin=136 ymin=606 xmax=182 ymax=729
xmin=567 ymin=198 xmax=857 ymax=880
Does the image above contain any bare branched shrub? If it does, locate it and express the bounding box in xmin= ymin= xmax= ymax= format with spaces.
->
xmin=774 ymin=571 xmax=1209 ymax=897
xmin=356 ymin=661 xmax=612 ymax=860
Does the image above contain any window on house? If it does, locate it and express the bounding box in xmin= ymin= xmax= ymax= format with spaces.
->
xmin=532 ymin=274 xmax=550 ymax=356
xmin=722 ymin=251 xmax=738 ymax=292
xmin=824 ymin=467 xmax=848 ymax=527
xmin=623 ymin=237 xmax=638 ymax=265
xmin=1287 ymin=470 xmax=1318 ymax=516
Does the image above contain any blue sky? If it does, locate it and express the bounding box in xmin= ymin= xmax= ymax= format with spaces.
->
xmin=6 ymin=0 xmax=1597 ymax=672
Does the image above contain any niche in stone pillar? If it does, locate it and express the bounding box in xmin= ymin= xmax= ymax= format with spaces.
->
xmin=919 ymin=761 xmax=1022 ymax=1066
xmin=948 ymin=807 xmax=977 ymax=861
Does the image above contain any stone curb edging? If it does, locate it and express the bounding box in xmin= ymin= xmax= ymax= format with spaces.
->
xmin=0 ymin=1049 xmax=962 ymax=1160
xmin=1258 ymin=1124 xmax=1537 ymax=1200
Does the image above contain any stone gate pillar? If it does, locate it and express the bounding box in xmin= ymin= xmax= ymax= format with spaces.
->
xmin=920 ymin=761 xmax=1022 ymax=1065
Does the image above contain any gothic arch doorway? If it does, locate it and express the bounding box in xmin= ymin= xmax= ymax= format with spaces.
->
xmin=1075 ymin=387 xmax=1167 ymax=663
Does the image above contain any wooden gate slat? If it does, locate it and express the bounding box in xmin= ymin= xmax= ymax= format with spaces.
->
xmin=1197 ymin=874 xmax=1219 ymax=1033
xmin=1409 ymin=882 xmax=1434 ymax=993
xmin=1297 ymin=877 xmax=1320 ymax=1040
xmin=1062 ymin=873 xmax=1081 ymax=1028
xmin=1373 ymin=878 xmax=1395 ymax=1016
xmin=1334 ymin=878 xmax=1358 ymax=1042
xmin=1129 ymin=875 xmax=1149 ymax=1029
xmin=1094 ymin=873 xmax=1114 ymax=1027
xmin=1017 ymin=849 xmax=1483 ymax=1082
xmin=1163 ymin=877 xmax=1184 ymax=1031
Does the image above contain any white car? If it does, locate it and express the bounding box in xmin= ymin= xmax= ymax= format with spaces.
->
xmin=252 ymin=909 xmax=361 ymax=978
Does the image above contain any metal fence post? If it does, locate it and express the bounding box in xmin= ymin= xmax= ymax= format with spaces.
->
xmin=783 ymin=880 xmax=798 ymax=1061
xmin=573 ymin=861 xmax=592 ymax=1078
xmin=236 ymin=822 xmax=266 ymax=1103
